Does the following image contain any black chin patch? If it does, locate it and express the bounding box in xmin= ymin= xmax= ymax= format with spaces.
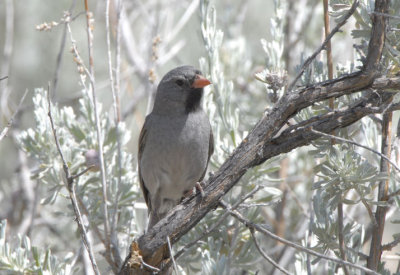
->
xmin=185 ymin=88 xmax=203 ymax=113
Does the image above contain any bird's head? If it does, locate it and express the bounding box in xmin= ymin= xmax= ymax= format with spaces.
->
xmin=154 ymin=66 xmax=212 ymax=114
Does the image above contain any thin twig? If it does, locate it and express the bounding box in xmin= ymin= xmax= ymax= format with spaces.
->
xmin=0 ymin=0 xmax=14 ymax=120
xmin=0 ymin=89 xmax=29 ymax=141
xmin=249 ymin=228 xmax=291 ymax=275
xmin=0 ymin=76 xmax=8 ymax=81
xmin=323 ymin=0 xmax=336 ymax=137
xmin=106 ymin=0 xmax=123 ymax=268
xmin=288 ymin=0 xmax=359 ymax=91
xmin=71 ymin=165 xmax=95 ymax=180
xmin=77 ymin=196 xmax=106 ymax=245
xmin=337 ymin=197 xmax=350 ymax=275
xmin=171 ymin=186 xmax=263 ymax=261
xmin=219 ymin=200 xmax=379 ymax=275
xmin=310 ymin=128 xmax=400 ymax=173
xmin=114 ymin=0 xmax=122 ymax=123
xmin=51 ymin=0 xmax=77 ymax=99
xmin=323 ymin=0 xmax=334 ymax=83
xmin=163 ymin=0 xmax=199 ymax=45
xmin=83 ymin=0 xmax=112 ymax=268
xmin=368 ymin=111 xmax=392 ymax=270
xmin=388 ymin=189 xmax=400 ymax=199
xmin=360 ymin=197 xmax=378 ymax=227
xmin=106 ymin=0 xmax=118 ymax=121
xmin=47 ymin=88 xmax=100 ymax=275
xmin=306 ymin=200 xmax=313 ymax=275
xmin=141 ymin=259 xmax=160 ymax=272
xmin=167 ymin=236 xmax=178 ymax=274
xmin=66 ymin=22 xmax=90 ymax=90
xmin=382 ymin=237 xmax=400 ymax=251
xmin=371 ymin=11 xmax=400 ymax=20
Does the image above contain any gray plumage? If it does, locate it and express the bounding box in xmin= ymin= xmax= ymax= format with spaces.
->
xmin=138 ymin=66 xmax=214 ymax=230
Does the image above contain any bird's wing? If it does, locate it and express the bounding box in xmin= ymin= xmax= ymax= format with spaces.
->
xmin=138 ymin=118 xmax=151 ymax=213
xmin=199 ymin=127 xmax=214 ymax=181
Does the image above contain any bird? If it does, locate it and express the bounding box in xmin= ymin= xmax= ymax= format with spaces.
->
xmin=138 ymin=65 xmax=214 ymax=231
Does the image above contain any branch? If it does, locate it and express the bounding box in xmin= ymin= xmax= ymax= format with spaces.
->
xmin=288 ymin=0 xmax=359 ymax=91
xmin=368 ymin=110 xmax=392 ymax=270
xmin=382 ymin=236 xmax=400 ymax=251
xmin=0 ymin=89 xmax=29 ymax=142
xmin=121 ymin=83 xmax=396 ymax=273
xmin=106 ymin=0 xmax=123 ymax=268
xmin=47 ymin=89 xmax=100 ymax=275
xmin=51 ymin=0 xmax=77 ymax=99
xmin=83 ymin=0 xmax=113 ymax=271
xmin=221 ymin=201 xmax=379 ymax=275
xmin=120 ymin=0 xmax=392 ymax=272
xmin=309 ymin=128 xmax=400 ymax=173
xmin=0 ymin=0 xmax=14 ymax=119
xmin=250 ymin=228 xmax=291 ymax=275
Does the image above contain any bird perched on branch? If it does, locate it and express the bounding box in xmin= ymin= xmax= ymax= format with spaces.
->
xmin=138 ymin=65 xmax=214 ymax=230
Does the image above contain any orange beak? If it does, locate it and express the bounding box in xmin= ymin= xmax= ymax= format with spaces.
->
xmin=191 ymin=74 xmax=212 ymax=88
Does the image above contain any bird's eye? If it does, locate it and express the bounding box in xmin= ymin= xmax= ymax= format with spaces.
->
xmin=175 ymin=79 xmax=184 ymax=86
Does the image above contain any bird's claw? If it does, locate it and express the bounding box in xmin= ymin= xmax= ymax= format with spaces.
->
xmin=195 ymin=181 xmax=205 ymax=198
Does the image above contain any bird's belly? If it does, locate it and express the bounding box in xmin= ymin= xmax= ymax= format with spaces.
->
xmin=140 ymin=124 xmax=209 ymax=207
xmin=142 ymin=142 xmax=206 ymax=197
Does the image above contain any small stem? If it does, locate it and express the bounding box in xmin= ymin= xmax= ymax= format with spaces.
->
xmin=71 ymin=165 xmax=95 ymax=179
xmin=367 ymin=111 xmax=392 ymax=270
xmin=310 ymin=128 xmax=400 ymax=173
xmin=51 ymin=0 xmax=77 ymax=99
xmin=337 ymin=198 xmax=350 ymax=275
xmin=323 ymin=0 xmax=336 ymax=137
xmin=83 ymin=0 xmax=112 ymax=266
xmin=167 ymin=236 xmax=178 ymax=274
xmin=288 ymin=0 xmax=359 ymax=91
xmin=0 ymin=89 xmax=29 ymax=141
xmin=164 ymin=186 xmax=263 ymax=270
xmin=47 ymin=89 xmax=100 ymax=275
xmin=219 ymin=200 xmax=379 ymax=275
xmin=106 ymin=0 xmax=123 ymax=268
xmin=250 ymin=228 xmax=291 ymax=275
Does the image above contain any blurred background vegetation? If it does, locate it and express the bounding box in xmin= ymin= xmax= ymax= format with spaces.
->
xmin=1 ymin=0 xmax=400 ymax=274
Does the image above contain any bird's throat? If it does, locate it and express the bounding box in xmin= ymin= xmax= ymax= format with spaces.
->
xmin=185 ymin=89 xmax=203 ymax=113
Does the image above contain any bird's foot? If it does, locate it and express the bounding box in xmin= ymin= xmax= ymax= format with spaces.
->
xmin=182 ymin=182 xmax=205 ymax=200
xmin=195 ymin=181 xmax=205 ymax=198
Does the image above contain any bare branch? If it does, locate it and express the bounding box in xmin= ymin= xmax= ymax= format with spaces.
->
xmin=382 ymin=236 xmax=400 ymax=251
xmin=83 ymin=1 xmax=113 ymax=270
xmin=0 ymin=89 xmax=29 ymax=141
xmin=0 ymin=0 xmax=14 ymax=119
xmin=47 ymin=89 xmax=100 ymax=275
xmin=166 ymin=236 xmax=178 ymax=274
xmin=71 ymin=165 xmax=95 ymax=180
xmin=106 ymin=0 xmax=123 ymax=268
xmin=337 ymin=198 xmax=350 ymax=275
xmin=288 ymin=0 xmax=359 ymax=91
xmin=221 ymin=201 xmax=379 ymax=275
xmin=310 ymin=128 xmax=400 ymax=173
xmin=368 ymin=110 xmax=392 ymax=270
xmin=250 ymin=228 xmax=291 ymax=275
xmin=160 ymin=186 xmax=263 ymax=272
xmin=51 ymin=0 xmax=77 ymax=99
xmin=360 ymin=197 xmax=378 ymax=227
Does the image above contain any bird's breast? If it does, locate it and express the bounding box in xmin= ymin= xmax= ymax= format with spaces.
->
xmin=140 ymin=111 xmax=211 ymax=204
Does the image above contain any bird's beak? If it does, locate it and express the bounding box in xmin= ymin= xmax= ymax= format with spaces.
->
xmin=192 ymin=74 xmax=212 ymax=88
